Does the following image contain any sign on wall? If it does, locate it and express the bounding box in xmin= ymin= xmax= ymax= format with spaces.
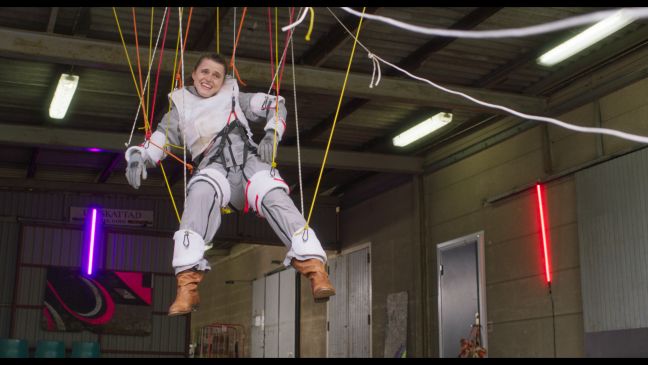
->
xmin=70 ymin=207 xmax=154 ymax=227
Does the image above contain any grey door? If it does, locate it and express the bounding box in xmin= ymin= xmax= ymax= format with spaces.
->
xmin=437 ymin=232 xmax=487 ymax=357
xmin=251 ymin=268 xmax=298 ymax=358
xmin=327 ymin=246 xmax=371 ymax=357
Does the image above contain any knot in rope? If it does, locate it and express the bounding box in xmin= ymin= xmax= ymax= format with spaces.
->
xmin=368 ymin=53 xmax=382 ymax=88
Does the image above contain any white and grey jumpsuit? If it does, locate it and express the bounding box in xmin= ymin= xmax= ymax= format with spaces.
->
xmin=125 ymin=77 xmax=327 ymax=274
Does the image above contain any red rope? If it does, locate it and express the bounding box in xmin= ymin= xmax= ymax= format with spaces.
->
xmin=147 ymin=9 xmax=171 ymax=139
xmin=277 ymin=7 xmax=296 ymax=92
xmin=229 ymin=7 xmax=248 ymax=86
xmin=267 ymin=7 xmax=275 ymax=83
xmin=132 ymin=7 xmax=148 ymax=134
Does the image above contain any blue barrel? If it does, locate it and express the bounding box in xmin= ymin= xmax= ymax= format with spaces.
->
xmin=71 ymin=341 xmax=100 ymax=358
xmin=0 ymin=339 xmax=28 ymax=358
xmin=35 ymin=340 xmax=65 ymax=358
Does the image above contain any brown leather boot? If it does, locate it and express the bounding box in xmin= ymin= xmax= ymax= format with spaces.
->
xmin=291 ymin=258 xmax=336 ymax=302
xmin=168 ymin=270 xmax=204 ymax=316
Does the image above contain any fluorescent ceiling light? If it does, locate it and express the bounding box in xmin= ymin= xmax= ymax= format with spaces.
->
xmin=393 ymin=112 xmax=452 ymax=147
xmin=49 ymin=73 xmax=79 ymax=119
xmin=538 ymin=9 xmax=634 ymax=67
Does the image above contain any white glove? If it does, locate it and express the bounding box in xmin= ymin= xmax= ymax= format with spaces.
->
xmin=125 ymin=151 xmax=147 ymax=189
xmin=258 ymin=131 xmax=278 ymax=164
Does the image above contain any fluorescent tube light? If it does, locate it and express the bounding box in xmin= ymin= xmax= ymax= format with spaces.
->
xmin=393 ymin=112 xmax=452 ymax=147
xmin=538 ymin=9 xmax=634 ymax=67
xmin=49 ymin=73 xmax=79 ymax=119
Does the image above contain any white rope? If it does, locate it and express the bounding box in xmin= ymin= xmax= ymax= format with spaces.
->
xmin=369 ymin=53 xmax=382 ymax=88
xmin=178 ymin=7 xmax=188 ymax=202
xmin=232 ymin=7 xmax=236 ymax=78
xmin=325 ymin=7 xmax=648 ymax=145
xmin=339 ymin=7 xmax=648 ymax=39
xmin=265 ymin=7 xmax=305 ymax=97
xmin=290 ymin=30 xmax=305 ymax=216
xmin=125 ymin=7 xmax=169 ymax=147
xmin=281 ymin=7 xmax=310 ymax=32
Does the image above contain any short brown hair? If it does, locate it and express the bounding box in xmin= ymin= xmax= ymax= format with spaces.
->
xmin=193 ymin=53 xmax=229 ymax=75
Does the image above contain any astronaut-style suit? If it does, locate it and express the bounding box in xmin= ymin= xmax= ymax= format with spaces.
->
xmin=125 ymin=76 xmax=334 ymax=315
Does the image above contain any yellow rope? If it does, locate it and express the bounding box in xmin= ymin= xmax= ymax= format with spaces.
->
xmin=112 ymin=7 xmax=152 ymax=134
xmin=216 ymin=7 xmax=220 ymax=54
xmin=271 ymin=7 xmax=279 ymax=169
xmin=305 ymin=7 xmax=366 ymax=229
xmin=114 ymin=6 xmax=182 ymax=222
xmin=160 ymin=161 xmax=182 ymax=223
xmin=305 ymin=7 xmax=315 ymax=41
xmin=147 ymin=7 xmax=154 ymax=112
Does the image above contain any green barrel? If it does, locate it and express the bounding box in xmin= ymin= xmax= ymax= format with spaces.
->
xmin=0 ymin=339 xmax=28 ymax=358
xmin=35 ymin=340 xmax=65 ymax=358
xmin=71 ymin=341 xmax=100 ymax=358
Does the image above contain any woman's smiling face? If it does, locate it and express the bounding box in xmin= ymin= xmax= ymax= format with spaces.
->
xmin=191 ymin=58 xmax=226 ymax=98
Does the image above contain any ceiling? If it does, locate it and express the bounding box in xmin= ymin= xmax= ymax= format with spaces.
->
xmin=0 ymin=6 xmax=646 ymax=209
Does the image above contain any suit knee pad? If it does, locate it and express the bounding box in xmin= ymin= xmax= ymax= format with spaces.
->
xmin=188 ymin=167 xmax=231 ymax=207
xmin=245 ymin=170 xmax=289 ymax=217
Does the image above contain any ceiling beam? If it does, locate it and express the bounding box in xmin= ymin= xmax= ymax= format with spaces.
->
xmin=394 ymin=7 xmax=502 ymax=73
xmin=299 ymin=7 xmax=381 ymax=66
xmin=26 ymin=148 xmax=39 ymax=178
xmin=0 ymin=124 xmax=423 ymax=174
xmin=46 ymin=7 xmax=59 ymax=33
xmin=188 ymin=7 xmax=231 ymax=51
xmin=0 ymin=27 xmax=545 ymax=113
xmin=96 ymin=153 xmax=122 ymax=183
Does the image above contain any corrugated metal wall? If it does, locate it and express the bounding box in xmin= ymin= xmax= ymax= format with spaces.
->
xmin=576 ymin=148 xmax=648 ymax=332
xmin=13 ymin=224 xmax=186 ymax=357
xmin=0 ymin=190 xmax=188 ymax=357
xmin=0 ymin=219 xmax=19 ymax=337
xmin=0 ymin=188 xmax=336 ymax=356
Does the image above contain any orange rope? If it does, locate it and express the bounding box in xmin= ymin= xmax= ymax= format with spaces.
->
xmin=132 ymin=8 xmax=148 ymax=134
xmin=175 ymin=7 xmax=194 ymax=89
xmin=229 ymin=7 xmax=248 ymax=86
xmin=147 ymin=139 xmax=194 ymax=173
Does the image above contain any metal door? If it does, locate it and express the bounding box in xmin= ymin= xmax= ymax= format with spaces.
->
xmin=437 ymin=232 xmax=487 ymax=357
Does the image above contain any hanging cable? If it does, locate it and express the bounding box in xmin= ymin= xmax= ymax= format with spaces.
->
xmin=229 ymin=7 xmax=248 ymax=86
xmin=147 ymin=7 xmax=154 ymax=113
xmin=304 ymin=7 xmax=367 ymax=230
xmin=326 ymin=7 xmax=648 ymax=145
xmin=290 ymin=31 xmax=305 ymax=215
xmin=112 ymin=7 xmax=153 ymax=143
xmin=340 ymin=7 xmax=648 ymax=39
xmin=178 ymin=7 xmax=188 ymax=203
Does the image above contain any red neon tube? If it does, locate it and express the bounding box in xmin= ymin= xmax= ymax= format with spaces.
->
xmin=536 ymin=184 xmax=552 ymax=283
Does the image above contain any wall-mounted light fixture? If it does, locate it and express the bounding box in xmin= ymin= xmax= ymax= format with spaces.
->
xmin=49 ymin=73 xmax=79 ymax=119
xmin=393 ymin=112 xmax=453 ymax=147
xmin=83 ymin=207 xmax=102 ymax=276
xmin=535 ymin=184 xmax=552 ymax=284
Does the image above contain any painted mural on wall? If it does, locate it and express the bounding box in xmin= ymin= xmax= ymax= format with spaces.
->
xmin=41 ymin=267 xmax=153 ymax=335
